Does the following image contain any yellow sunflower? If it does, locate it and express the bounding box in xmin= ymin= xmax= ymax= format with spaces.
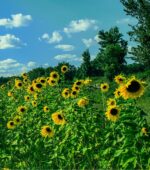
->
xmin=21 ymin=73 xmax=28 ymax=79
xmin=100 ymin=83 xmax=109 ymax=92
xmin=17 ymin=106 xmax=27 ymax=114
xmin=50 ymin=71 xmax=60 ymax=81
xmin=72 ymin=85 xmax=80 ymax=92
xmin=62 ymin=88 xmax=70 ymax=98
xmin=48 ymin=78 xmax=58 ymax=86
xmin=105 ymin=106 xmax=120 ymax=122
xmin=39 ymin=77 xmax=47 ymax=86
xmin=141 ymin=127 xmax=148 ymax=136
xmin=41 ymin=125 xmax=54 ymax=137
xmin=15 ymin=80 xmax=23 ymax=89
xmin=34 ymin=93 xmax=39 ymax=100
xmin=120 ymin=77 xmax=144 ymax=99
xmin=27 ymin=85 xmax=35 ymax=94
xmin=13 ymin=116 xmax=21 ymax=125
xmin=71 ymin=90 xmax=78 ymax=98
xmin=32 ymin=100 xmax=37 ymax=107
xmin=8 ymin=91 xmax=13 ymax=97
xmin=74 ymin=80 xmax=84 ymax=87
xmin=114 ymin=88 xmax=122 ymax=98
xmin=61 ymin=65 xmax=68 ymax=73
xmin=52 ymin=111 xmax=66 ymax=125
xmin=33 ymin=83 xmax=43 ymax=92
xmin=114 ymin=74 xmax=126 ymax=85
xmin=7 ymin=121 xmax=15 ymax=129
xmin=24 ymin=95 xmax=30 ymax=102
xmin=43 ymin=106 xmax=49 ymax=112
xmin=107 ymin=98 xmax=116 ymax=107
xmin=84 ymin=78 xmax=92 ymax=85
xmin=77 ymin=97 xmax=89 ymax=107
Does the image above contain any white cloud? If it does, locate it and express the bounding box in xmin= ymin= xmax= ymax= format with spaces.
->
xmin=0 ymin=59 xmax=38 ymax=77
xmin=116 ymin=18 xmax=136 ymax=25
xmin=0 ymin=34 xmax=24 ymax=49
xmin=0 ymin=58 xmax=23 ymax=77
xmin=54 ymin=54 xmax=76 ymax=60
xmin=55 ymin=44 xmax=75 ymax=51
xmin=40 ymin=31 xmax=63 ymax=44
xmin=94 ymin=35 xmax=102 ymax=43
xmin=54 ymin=54 xmax=82 ymax=62
xmin=82 ymin=38 xmax=94 ymax=48
xmin=0 ymin=13 xmax=32 ymax=28
xmin=64 ymin=19 xmax=97 ymax=35
xmin=27 ymin=61 xmax=37 ymax=68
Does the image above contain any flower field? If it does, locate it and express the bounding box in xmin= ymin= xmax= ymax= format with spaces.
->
xmin=0 ymin=66 xmax=150 ymax=170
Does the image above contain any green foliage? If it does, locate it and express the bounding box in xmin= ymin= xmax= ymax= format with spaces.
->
xmin=120 ymin=0 xmax=150 ymax=68
xmin=94 ymin=27 xmax=127 ymax=80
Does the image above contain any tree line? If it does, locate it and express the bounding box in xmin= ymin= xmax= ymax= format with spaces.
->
xmin=0 ymin=0 xmax=150 ymax=84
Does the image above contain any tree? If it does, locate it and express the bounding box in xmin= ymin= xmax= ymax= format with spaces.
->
xmin=94 ymin=27 xmax=128 ymax=79
xmin=77 ymin=49 xmax=92 ymax=78
xmin=120 ymin=0 xmax=150 ymax=68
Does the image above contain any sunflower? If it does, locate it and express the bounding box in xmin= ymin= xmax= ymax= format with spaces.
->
xmin=72 ymin=85 xmax=80 ymax=92
xmin=32 ymin=100 xmax=37 ymax=107
xmin=77 ymin=97 xmax=89 ymax=107
xmin=13 ymin=116 xmax=21 ymax=125
xmin=52 ymin=111 xmax=66 ymax=125
xmin=141 ymin=127 xmax=148 ymax=136
xmin=62 ymin=88 xmax=70 ymax=98
xmin=34 ymin=93 xmax=39 ymax=100
xmin=15 ymin=80 xmax=23 ymax=89
xmin=61 ymin=65 xmax=68 ymax=73
xmin=43 ymin=106 xmax=49 ymax=112
xmin=48 ymin=78 xmax=58 ymax=86
xmin=41 ymin=125 xmax=54 ymax=137
xmin=33 ymin=83 xmax=43 ymax=92
xmin=17 ymin=106 xmax=27 ymax=113
xmin=7 ymin=121 xmax=15 ymax=129
xmin=107 ymin=98 xmax=116 ymax=107
xmin=84 ymin=78 xmax=92 ymax=85
xmin=74 ymin=80 xmax=84 ymax=87
xmin=23 ymin=78 xmax=29 ymax=84
xmin=8 ymin=91 xmax=13 ymax=97
xmin=100 ymin=83 xmax=109 ymax=92
xmin=24 ymin=95 xmax=30 ymax=102
xmin=114 ymin=88 xmax=122 ymax=98
xmin=120 ymin=77 xmax=144 ymax=99
xmin=105 ymin=106 xmax=120 ymax=122
xmin=39 ymin=77 xmax=47 ymax=86
xmin=71 ymin=90 xmax=78 ymax=98
xmin=22 ymin=73 xmax=28 ymax=79
xmin=114 ymin=74 xmax=126 ymax=85
xmin=50 ymin=71 xmax=60 ymax=81
xmin=27 ymin=85 xmax=35 ymax=94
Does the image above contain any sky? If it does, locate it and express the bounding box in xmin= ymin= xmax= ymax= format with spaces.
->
xmin=0 ymin=0 xmax=136 ymax=77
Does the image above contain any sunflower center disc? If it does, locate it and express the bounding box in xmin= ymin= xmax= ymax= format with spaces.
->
xmin=58 ymin=114 xmax=63 ymax=120
xmin=127 ymin=80 xmax=141 ymax=92
xmin=110 ymin=108 xmax=118 ymax=116
xmin=36 ymin=84 xmax=42 ymax=88
xmin=46 ymin=127 xmax=51 ymax=132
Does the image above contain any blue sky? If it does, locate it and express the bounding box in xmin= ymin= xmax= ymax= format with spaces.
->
xmin=0 ymin=0 xmax=136 ymax=77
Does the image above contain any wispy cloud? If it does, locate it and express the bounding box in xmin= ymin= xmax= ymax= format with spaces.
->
xmin=116 ymin=18 xmax=136 ymax=25
xmin=0 ymin=34 xmax=25 ymax=50
xmin=54 ymin=53 xmax=82 ymax=61
xmin=0 ymin=13 xmax=32 ymax=28
xmin=82 ymin=38 xmax=94 ymax=48
xmin=55 ymin=44 xmax=75 ymax=51
xmin=64 ymin=19 xmax=98 ymax=35
xmin=39 ymin=31 xmax=63 ymax=44
xmin=0 ymin=59 xmax=38 ymax=77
